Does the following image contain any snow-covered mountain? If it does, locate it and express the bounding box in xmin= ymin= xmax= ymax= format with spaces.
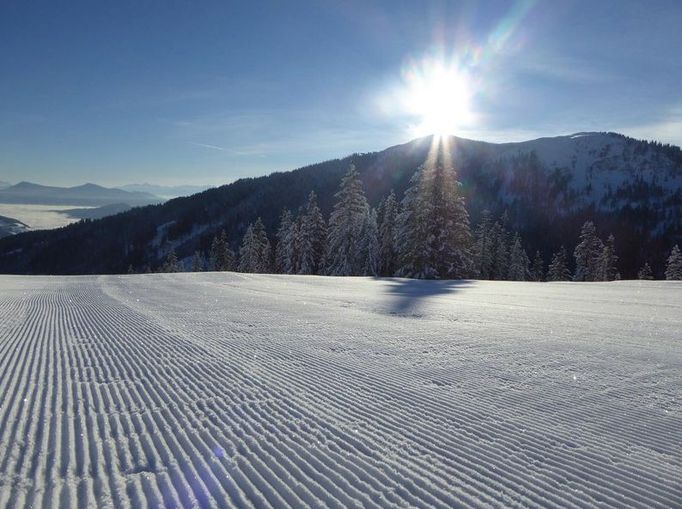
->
xmin=375 ymin=131 xmax=681 ymax=216
xmin=467 ymin=131 xmax=681 ymax=214
xmin=0 ymin=132 xmax=680 ymax=276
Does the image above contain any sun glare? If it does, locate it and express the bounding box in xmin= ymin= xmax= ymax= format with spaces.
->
xmin=401 ymin=58 xmax=474 ymax=137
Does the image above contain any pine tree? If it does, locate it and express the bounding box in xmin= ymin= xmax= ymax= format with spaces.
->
xmin=127 ymin=264 xmax=135 ymax=275
xmin=238 ymin=218 xmax=271 ymax=273
xmin=325 ymin=165 xmax=370 ymax=276
xmin=238 ymin=225 xmax=257 ymax=272
xmin=429 ymin=163 xmax=473 ymax=279
xmin=508 ymin=233 xmax=530 ymax=281
xmin=573 ymin=221 xmax=604 ymax=281
xmin=208 ymin=230 xmax=235 ymax=271
xmin=162 ymin=250 xmax=181 ymax=273
xmin=665 ymin=244 xmax=682 ymax=280
xmin=490 ymin=221 xmax=510 ymax=280
xmin=219 ymin=230 xmax=236 ymax=271
xmin=638 ymin=262 xmax=654 ymax=280
xmin=396 ymin=168 xmax=432 ymax=278
xmin=547 ymin=246 xmax=571 ymax=281
xmin=275 ymin=209 xmax=298 ymax=274
xmin=597 ymin=234 xmax=618 ymax=281
xmin=530 ymin=250 xmax=544 ymax=282
xmin=473 ymin=210 xmax=494 ymax=279
xmin=396 ymin=162 xmax=472 ymax=279
xmin=359 ymin=207 xmax=380 ymax=276
xmin=191 ymin=251 xmax=205 ymax=272
xmin=377 ymin=190 xmax=399 ymax=276
xmin=208 ymin=236 xmax=220 ymax=271
xmin=298 ymin=191 xmax=326 ymax=275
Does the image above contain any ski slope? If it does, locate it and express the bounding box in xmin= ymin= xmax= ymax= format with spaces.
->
xmin=0 ymin=273 xmax=680 ymax=508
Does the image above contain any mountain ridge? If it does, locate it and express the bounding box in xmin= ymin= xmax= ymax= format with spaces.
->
xmin=0 ymin=181 xmax=163 ymax=207
xmin=117 ymin=183 xmax=212 ymax=199
xmin=0 ymin=131 xmax=680 ymax=277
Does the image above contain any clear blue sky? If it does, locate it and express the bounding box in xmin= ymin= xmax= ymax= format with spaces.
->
xmin=1 ymin=0 xmax=680 ymax=186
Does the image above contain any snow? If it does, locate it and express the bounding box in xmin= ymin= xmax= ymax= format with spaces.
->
xmin=491 ymin=132 xmax=682 ymax=212
xmin=0 ymin=273 xmax=680 ymax=507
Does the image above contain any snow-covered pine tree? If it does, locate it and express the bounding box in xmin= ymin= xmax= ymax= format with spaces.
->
xmin=597 ymin=234 xmax=618 ymax=281
xmin=359 ymin=207 xmax=380 ymax=276
xmin=665 ymin=244 xmax=682 ymax=280
xmin=238 ymin=218 xmax=272 ymax=273
xmin=254 ymin=218 xmax=272 ymax=272
xmin=208 ymin=230 xmax=235 ymax=271
xmin=638 ymin=262 xmax=654 ymax=280
xmin=377 ymin=190 xmax=399 ymax=276
xmin=298 ymin=191 xmax=326 ymax=275
xmin=573 ymin=221 xmax=604 ymax=281
xmin=547 ymin=246 xmax=571 ymax=281
xmin=473 ymin=210 xmax=494 ymax=279
xmin=507 ymin=233 xmax=530 ymax=281
xmin=219 ymin=230 xmax=235 ymax=271
xmin=162 ymin=249 xmax=181 ymax=273
xmin=490 ymin=221 xmax=510 ymax=280
xmin=396 ymin=167 xmax=433 ymax=278
xmin=191 ymin=251 xmax=205 ymax=272
xmin=208 ymin=235 xmax=220 ymax=271
xmin=275 ymin=209 xmax=298 ymax=274
xmin=429 ymin=163 xmax=473 ymax=279
xmin=396 ymin=162 xmax=472 ymax=279
xmin=238 ymin=225 xmax=257 ymax=272
xmin=530 ymin=250 xmax=544 ymax=282
xmin=325 ymin=165 xmax=370 ymax=276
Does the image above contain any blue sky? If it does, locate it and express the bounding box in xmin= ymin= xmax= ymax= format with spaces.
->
xmin=1 ymin=0 xmax=681 ymax=186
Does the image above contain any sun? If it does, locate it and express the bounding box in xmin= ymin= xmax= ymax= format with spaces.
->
xmin=400 ymin=58 xmax=474 ymax=137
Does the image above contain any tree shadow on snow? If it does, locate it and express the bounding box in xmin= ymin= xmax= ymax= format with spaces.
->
xmin=376 ymin=278 xmax=475 ymax=317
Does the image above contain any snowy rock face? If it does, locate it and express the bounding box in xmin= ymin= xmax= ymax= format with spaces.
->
xmin=0 ymin=273 xmax=680 ymax=507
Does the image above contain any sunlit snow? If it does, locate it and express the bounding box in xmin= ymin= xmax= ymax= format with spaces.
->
xmin=0 ymin=273 xmax=679 ymax=507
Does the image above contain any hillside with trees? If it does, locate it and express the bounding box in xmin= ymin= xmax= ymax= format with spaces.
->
xmin=0 ymin=132 xmax=680 ymax=278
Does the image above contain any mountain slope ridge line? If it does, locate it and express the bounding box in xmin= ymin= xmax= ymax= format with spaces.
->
xmin=1 ymin=131 xmax=680 ymax=277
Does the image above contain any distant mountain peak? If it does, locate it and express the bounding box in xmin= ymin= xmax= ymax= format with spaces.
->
xmin=12 ymin=181 xmax=42 ymax=189
xmin=74 ymin=182 xmax=105 ymax=189
xmin=0 ymin=181 xmax=162 ymax=207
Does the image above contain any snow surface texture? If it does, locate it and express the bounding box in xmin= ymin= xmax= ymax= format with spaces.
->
xmin=0 ymin=273 xmax=680 ymax=508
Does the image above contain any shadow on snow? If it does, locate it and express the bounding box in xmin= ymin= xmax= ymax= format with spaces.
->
xmin=376 ymin=277 xmax=476 ymax=317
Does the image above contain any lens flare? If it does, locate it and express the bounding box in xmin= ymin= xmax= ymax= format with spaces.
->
xmin=400 ymin=57 xmax=474 ymax=137
xmin=378 ymin=1 xmax=537 ymax=140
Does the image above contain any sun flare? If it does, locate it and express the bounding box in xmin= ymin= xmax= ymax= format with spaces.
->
xmin=400 ymin=58 xmax=474 ymax=137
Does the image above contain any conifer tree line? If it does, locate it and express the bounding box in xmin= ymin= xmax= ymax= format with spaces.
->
xmin=157 ymin=163 xmax=682 ymax=281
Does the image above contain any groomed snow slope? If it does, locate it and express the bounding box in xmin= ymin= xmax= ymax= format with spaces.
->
xmin=0 ymin=274 xmax=680 ymax=508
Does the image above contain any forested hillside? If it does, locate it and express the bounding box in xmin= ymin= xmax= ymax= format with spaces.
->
xmin=1 ymin=132 xmax=680 ymax=278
